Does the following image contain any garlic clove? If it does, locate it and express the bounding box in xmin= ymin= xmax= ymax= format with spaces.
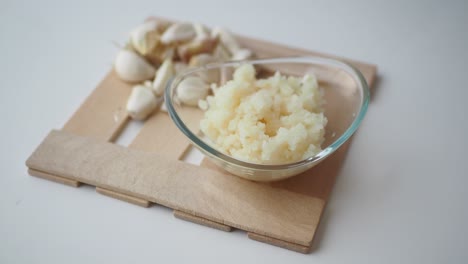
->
xmin=176 ymin=76 xmax=209 ymax=107
xmin=146 ymin=46 xmax=176 ymax=66
xmin=189 ymin=54 xmax=220 ymax=84
xmin=160 ymin=22 xmax=196 ymax=44
xmin=193 ymin=23 xmax=210 ymax=40
xmin=177 ymin=37 xmax=218 ymax=62
xmin=189 ymin=53 xmax=218 ymax=67
xmin=198 ymin=99 xmax=209 ymax=111
xmin=211 ymin=27 xmax=241 ymax=56
xmin=114 ymin=49 xmax=156 ymax=83
xmin=231 ymin=48 xmax=253 ymax=61
xmin=143 ymin=80 xmax=153 ymax=87
xmin=152 ymin=58 xmax=174 ymax=96
xmin=130 ymin=20 xmax=161 ymax=55
xmin=212 ymin=44 xmax=231 ymax=61
xmin=126 ymin=85 xmax=158 ymax=120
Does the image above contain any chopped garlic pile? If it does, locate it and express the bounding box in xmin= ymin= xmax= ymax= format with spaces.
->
xmin=200 ymin=64 xmax=327 ymax=164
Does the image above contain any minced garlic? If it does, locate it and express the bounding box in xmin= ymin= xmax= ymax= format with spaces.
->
xmin=199 ymin=64 xmax=327 ymax=164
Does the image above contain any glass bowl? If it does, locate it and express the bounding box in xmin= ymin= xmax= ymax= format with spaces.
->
xmin=165 ymin=56 xmax=369 ymax=182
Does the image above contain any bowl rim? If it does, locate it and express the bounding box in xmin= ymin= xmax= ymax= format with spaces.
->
xmin=165 ymin=56 xmax=370 ymax=170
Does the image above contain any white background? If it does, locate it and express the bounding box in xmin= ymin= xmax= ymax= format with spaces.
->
xmin=1 ymin=0 xmax=467 ymax=263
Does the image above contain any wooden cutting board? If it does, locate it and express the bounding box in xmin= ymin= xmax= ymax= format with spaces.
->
xmin=25 ymin=17 xmax=377 ymax=254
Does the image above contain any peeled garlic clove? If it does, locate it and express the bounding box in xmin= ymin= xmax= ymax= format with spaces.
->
xmin=126 ymin=85 xmax=157 ymax=120
xmin=189 ymin=54 xmax=220 ymax=84
xmin=130 ymin=20 xmax=161 ymax=55
xmin=114 ymin=49 xmax=156 ymax=83
xmin=231 ymin=48 xmax=253 ymax=61
xmin=152 ymin=59 xmax=174 ymax=96
xmin=161 ymin=22 xmax=196 ymax=44
xmin=177 ymin=76 xmax=209 ymax=106
xmin=211 ymin=27 xmax=241 ymax=55
xmin=177 ymin=37 xmax=218 ymax=62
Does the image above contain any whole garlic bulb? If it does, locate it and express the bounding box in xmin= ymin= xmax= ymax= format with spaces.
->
xmin=114 ymin=49 xmax=156 ymax=83
xmin=176 ymin=76 xmax=209 ymax=106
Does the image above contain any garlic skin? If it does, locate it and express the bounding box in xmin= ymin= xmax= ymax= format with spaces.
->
xmin=126 ymin=85 xmax=157 ymax=120
xmin=177 ymin=76 xmax=209 ymax=106
xmin=160 ymin=23 xmax=196 ymax=44
xmin=130 ymin=20 xmax=160 ymax=55
xmin=152 ymin=59 xmax=174 ymax=96
xmin=114 ymin=49 xmax=156 ymax=83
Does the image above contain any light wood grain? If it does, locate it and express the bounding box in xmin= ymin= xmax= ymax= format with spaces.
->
xmin=96 ymin=187 xmax=152 ymax=207
xmin=174 ymin=210 xmax=233 ymax=232
xmin=129 ymin=108 xmax=203 ymax=159
xmin=28 ymin=169 xmax=81 ymax=187
xmin=26 ymin=130 xmax=324 ymax=247
xmin=62 ymin=70 xmax=131 ymax=142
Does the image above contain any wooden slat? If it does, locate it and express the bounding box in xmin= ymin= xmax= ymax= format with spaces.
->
xmin=96 ymin=187 xmax=151 ymax=207
xmin=28 ymin=169 xmax=81 ymax=188
xmin=248 ymin=233 xmax=311 ymax=254
xmin=26 ymin=130 xmax=324 ymax=247
xmin=62 ymin=70 xmax=131 ymax=142
xmin=174 ymin=210 xmax=233 ymax=232
xmin=129 ymin=108 xmax=203 ymax=159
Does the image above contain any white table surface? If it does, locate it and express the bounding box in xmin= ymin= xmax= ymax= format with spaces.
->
xmin=1 ymin=0 xmax=467 ymax=263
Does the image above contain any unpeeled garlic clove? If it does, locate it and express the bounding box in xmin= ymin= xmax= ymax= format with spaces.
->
xmin=152 ymin=58 xmax=174 ymax=96
xmin=177 ymin=37 xmax=218 ymax=62
xmin=126 ymin=85 xmax=158 ymax=120
xmin=211 ymin=27 xmax=241 ymax=55
xmin=176 ymin=76 xmax=209 ymax=106
xmin=130 ymin=20 xmax=161 ymax=55
xmin=161 ymin=22 xmax=196 ymax=44
xmin=114 ymin=49 xmax=156 ymax=83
